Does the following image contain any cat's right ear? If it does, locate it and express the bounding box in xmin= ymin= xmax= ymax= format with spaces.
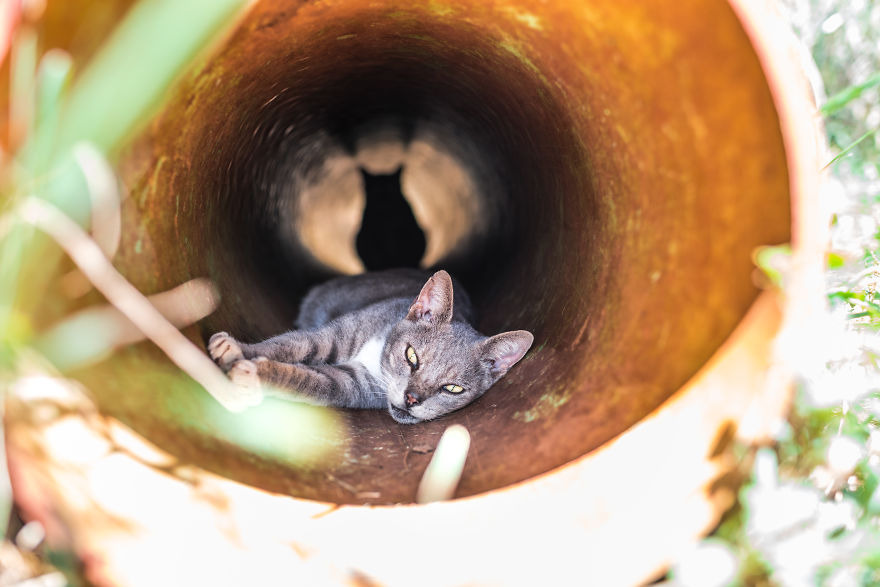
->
xmin=407 ymin=270 xmax=454 ymax=324
xmin=481 ymin=330 xmax=534 ymax=378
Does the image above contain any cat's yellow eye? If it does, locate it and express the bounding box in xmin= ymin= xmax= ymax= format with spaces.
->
xmin=442 ymin=384 xmax=464 ymax=394
xmin=405 ymin=345 xmax=419 ymax=370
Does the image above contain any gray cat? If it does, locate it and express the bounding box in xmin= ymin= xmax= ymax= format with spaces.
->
xmin=208 ymin=269 xmax=533 ymax=423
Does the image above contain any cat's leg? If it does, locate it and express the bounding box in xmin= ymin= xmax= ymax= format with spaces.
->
xmin=227 ymin=358 xmax=386 ymax=410
xmin=209 ymin=330 xmax=348 ymax=370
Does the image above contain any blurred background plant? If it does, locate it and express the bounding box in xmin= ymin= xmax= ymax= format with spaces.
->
xmin=669 ymin=1 xmax=880 ymax=585
xmin=0 ymin=2 xmax=344 ymax=584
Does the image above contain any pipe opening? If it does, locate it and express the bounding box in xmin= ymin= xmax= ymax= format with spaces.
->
xmin=196 ymin=21 xmax=585 ymax=342
xmin=96 ymin=3 xmax=791 ymax=504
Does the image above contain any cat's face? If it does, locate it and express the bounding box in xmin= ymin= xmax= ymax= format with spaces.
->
xmin=380 ymin=271 xmax=533 ymax=424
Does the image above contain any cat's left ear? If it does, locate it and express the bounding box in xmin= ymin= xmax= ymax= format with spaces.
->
xmin=482 ymin=330 xmax=534 ymax=378
xmin=407 ymin=270 xmax=454 ymax=324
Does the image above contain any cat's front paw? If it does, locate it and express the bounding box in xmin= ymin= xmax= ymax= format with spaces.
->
xmin=227 ymin=358 xmax=263 ymax=389
xmin=208 ymin=331 xmax=244 ymax=370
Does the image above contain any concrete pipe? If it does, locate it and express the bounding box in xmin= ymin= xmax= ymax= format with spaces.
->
xmin=6 ymin=0 xmax=825 ymax=584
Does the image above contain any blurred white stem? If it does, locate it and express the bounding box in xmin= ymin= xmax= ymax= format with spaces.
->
xmin=18 ymin=196 xmax=254 ymax=412
xmin=73 ymin=142 xmax=121 ymax=258
xmin=39 ymin=277 xmax=220 ymax=371
xmin=416 ymin=424 xmax=471 ymax=503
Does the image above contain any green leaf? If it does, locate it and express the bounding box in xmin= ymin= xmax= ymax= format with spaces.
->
xmin=828 ymin=252 xmax=846 ymax=269
xmin=821 ymin=72 xmax=880 ymax=117
xmin=826 ymin=128 xmax=879 ymax=168
xmin=25 ymin=50 xmax=74 ymax=176
xmin=829 ymin=291 xmax=860 ymax=303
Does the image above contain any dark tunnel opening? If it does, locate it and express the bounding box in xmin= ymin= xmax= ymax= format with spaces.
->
xmin=355 ymin=166 xmax=426 ymax=272
xmin=194 ymin=28 xmax=596 ymax=346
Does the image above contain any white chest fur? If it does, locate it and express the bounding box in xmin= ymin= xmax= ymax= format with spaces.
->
xmin=351 ymin=336 xmax=386 ymax=381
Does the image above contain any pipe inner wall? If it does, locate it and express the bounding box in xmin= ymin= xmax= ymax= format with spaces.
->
xmin=79 ymin=0 xmax=792 ymax=504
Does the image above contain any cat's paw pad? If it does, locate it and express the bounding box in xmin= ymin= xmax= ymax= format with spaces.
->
xmin=208 ymin=331 xmax=244 ymax=370
xmin=227 ymin=359 xmax=261 ymax=389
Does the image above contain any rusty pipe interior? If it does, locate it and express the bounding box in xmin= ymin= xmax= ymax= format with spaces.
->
xmin=52 ymin=0 xmax=795 ymax=505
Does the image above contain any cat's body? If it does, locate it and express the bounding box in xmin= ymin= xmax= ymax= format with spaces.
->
xmin=209 ymin=269 xmax=532 ymax=423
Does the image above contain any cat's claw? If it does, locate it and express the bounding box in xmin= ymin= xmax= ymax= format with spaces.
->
xmin=208 ymin=331 xmax=244 ymax=370
xmin=227 ymin=359 xmax=262 ymax=388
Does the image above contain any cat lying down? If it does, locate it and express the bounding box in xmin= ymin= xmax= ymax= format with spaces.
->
xmin=208 ymin=269 xmax=533 ymax=423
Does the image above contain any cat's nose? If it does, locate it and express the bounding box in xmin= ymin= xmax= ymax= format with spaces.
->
xmin=405 ymin=391 xmax=421 ymax=406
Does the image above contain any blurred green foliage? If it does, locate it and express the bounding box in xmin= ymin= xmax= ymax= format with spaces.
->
xmin=0 ymin=0 xmax=249 ymax=554
xmin=2 ymin=0 xmax=249 ymax=343
xmin=821 ymin=72 xmax=880 ymax=118
xmin=809 ymin=3 xmax=880 ymax=179
xmin=0 ymin=11 xmax=348 ymax=568
xmin=672 ymin=2 xmax=880 ymax=584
